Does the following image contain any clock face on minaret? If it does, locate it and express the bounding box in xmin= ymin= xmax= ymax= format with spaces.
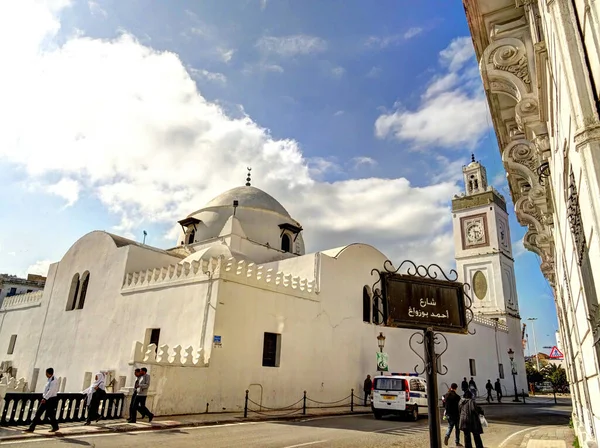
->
xmin=461 ymin=214 xmax=488 ymax=249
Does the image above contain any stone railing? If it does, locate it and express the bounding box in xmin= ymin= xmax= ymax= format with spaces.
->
xmin=130 ymin=341 xmax=208 ymax=367
xmin=472 ymin=314 xmax=509 ymax=332
xmin=221 ymin=258 xmax=317 ymax=298
xmin=0 ymin=377 xmax=27 ymax=400
xmin=0 ymin=291 xmax=43 ymax=311
xmin=122 ymin=256 xmax=317 ymax=299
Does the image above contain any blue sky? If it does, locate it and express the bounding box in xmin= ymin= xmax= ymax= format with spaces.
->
xmin=0 ymin=0 xmax=557 ymax=353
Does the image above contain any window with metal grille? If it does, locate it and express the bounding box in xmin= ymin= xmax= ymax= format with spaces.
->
xmin=262 ymin=332 xmax=281 ymax=367
xmin=7 ymin=335 xmax=17 ymax=355
xmin=469 ymin=359 xmax=476 ymax=376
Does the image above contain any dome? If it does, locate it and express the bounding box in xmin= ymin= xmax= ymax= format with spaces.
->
xmin=203 ymin=186 xmax=291 ymax=217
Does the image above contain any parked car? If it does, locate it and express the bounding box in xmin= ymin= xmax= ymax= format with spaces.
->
xmin=371 ymin=373 xmax=427 ymax=421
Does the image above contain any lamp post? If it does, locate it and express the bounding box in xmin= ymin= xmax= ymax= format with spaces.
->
xmin=508 ymin=348 xmax=520 ymax=402
xmin=377 ymin=332 xmax=386 ymax=375
xmin=527 ymin=317 xmax=540 ymax=371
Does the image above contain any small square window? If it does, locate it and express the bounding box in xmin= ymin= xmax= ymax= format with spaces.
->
xmin=7 ymin=335 xmax=17 ymax=355
xmin=469 ymin=359 xmax=477 ymax=376
xmin=262 ymin=332 xmax=281 ymax=367
xmin=499 ymin=363 xmax=505 ymax=379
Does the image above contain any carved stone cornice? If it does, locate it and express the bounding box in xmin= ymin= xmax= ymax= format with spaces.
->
xmin=574 ymin=123 xmax=600 ymax=151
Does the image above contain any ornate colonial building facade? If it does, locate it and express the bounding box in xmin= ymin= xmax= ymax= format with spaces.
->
xmin=463 ymin=0 xmax=600 ymax=445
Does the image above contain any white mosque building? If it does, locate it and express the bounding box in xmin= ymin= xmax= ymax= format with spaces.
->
xmin=0 ymin=162 xmax=526 ymax=416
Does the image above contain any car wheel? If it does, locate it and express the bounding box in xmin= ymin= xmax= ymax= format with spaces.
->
xmin=410 ymin=406 xmax=418 ymax=421
xmin=373 ymin=411 xmax=382 ymax=420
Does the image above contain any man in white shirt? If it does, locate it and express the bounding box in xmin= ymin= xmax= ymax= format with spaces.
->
xmin=26 ymin=368 xmax=59 ymax=432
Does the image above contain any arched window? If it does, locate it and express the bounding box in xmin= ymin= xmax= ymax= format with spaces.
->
xmin=66 ymin=274 xmax=80 ymax=311
xmin=187 ymin=229 xmax=195 ymax=245
xmin=76 ymin=271 xmax=90 ymax=310
xmin=362 ymin=286 xmax=371 ymax=323
xmin=281 ymin=234 xmax=291 ymax=253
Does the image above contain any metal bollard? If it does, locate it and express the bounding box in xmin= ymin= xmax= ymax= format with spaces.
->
xmin=522 ymin=389 xmax=526 ymax=404
xmin=303 ymin=391 xmax=307 ymax=415
xmin=553 ymin=390 xmax=557 ymax=404
xmin=244 ymin=390 xmax=249 ymax=418
xmin=351 ymin=388 xmax=354 ymax=412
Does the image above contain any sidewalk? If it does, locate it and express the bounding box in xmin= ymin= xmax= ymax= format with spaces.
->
xmin=499 ymin=425 xmax=576 ymax=448
xmin=0 ymin=404 xmax=372 ymax=442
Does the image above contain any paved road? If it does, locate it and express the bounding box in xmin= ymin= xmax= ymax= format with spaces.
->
xmin=2 ymin=402 xmax=572 ymax=448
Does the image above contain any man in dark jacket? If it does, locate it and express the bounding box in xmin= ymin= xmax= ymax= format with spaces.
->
xmin=485 ymin=380 xmax=493 ymax=403
xmin=443 ymin=383 xmax=462 ymax=446
xmin=494 ymin=379 xmax=503 ymax=403
xmin=461 ymin=377 xmax=469 ymax=394
xmin=363 ymin=375 xmax=372 ymax=406
xmin=459 ymin=391 xmax=484 ymax=448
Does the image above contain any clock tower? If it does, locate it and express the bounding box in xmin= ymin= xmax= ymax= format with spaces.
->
xmin=451 ymin=155 xmax=520 ymax=319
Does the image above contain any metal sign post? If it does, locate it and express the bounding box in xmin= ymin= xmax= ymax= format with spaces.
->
xmin=371 ymin=260 xmax=475 ymax=448
xmin=424 ymin=328 xmax=442 ymax=447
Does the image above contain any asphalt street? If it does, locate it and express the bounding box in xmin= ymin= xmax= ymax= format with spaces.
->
xmin=2 ymin=401 xmax=572 ymax=448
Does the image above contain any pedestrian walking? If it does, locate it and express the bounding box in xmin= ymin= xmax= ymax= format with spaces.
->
xmin=468 ymin=377 xmax=478 ymax=399
xmin=443 ymin=383 xmax=463 ymax=446
xmin=461 ymin=377 xmax=469 ymax=395
xmin=363 ymin=375 xmax=373 ymax=406
xmin=135 ymin=367 xmax=154 ymax=422
xmin=459 ymin=391 xmax=485 ymax=448
xmin=127 ymin=368 xmax=141 ymax=423
xmin=494 ymin=379 xmax=503 ymax=403
xmin=83 ymin=372 xmax=107 ymax=425
xmin=25 ymin=368 xmax=59 ymax=433
xmin=485 ymin=380 xmax=493 ymax=403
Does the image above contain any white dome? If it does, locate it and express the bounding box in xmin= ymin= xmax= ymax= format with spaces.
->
xmin=203 ymin=186 xmax=290 ymax=217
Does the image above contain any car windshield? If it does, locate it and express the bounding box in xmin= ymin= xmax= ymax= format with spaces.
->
xmin=374 ymin=378 xmax=405 ymax=391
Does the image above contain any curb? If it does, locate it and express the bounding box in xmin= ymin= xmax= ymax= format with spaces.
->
xmin=0 ymin=410 xmax=372 ymax=442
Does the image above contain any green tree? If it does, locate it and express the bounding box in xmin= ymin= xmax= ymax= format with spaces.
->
xmin=542 ymin=364 xmax=568 ymax=392
xmin=526 ymin=360 xmax=544 ymax=384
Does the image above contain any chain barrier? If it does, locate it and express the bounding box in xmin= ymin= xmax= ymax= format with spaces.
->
xmin=243 ymin=388 xmax=368 ymax=418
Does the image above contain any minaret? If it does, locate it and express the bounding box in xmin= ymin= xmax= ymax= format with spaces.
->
xmin=451 ymin=155 xmax=520 ymax=319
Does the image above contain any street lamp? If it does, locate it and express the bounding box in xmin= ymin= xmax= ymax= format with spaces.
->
xmin=377 ymin=332 xmax=386 ymax=375
xmin=508 ymin=348 xmax=520 ymax=402
xmin=527 ymin=317 xmax=540 ymax=371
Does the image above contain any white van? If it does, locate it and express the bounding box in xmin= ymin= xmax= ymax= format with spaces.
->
xmin=371 ymin=373 xmax=428 ymax=421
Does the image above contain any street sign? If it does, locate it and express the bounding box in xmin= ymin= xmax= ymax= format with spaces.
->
xmin=376 ymin=352 xmax=389 ymax=372
xmin=549 ymin=346 xmax=564 ymax=359
xmin=383 ymin=274 xmax=467 ymax=334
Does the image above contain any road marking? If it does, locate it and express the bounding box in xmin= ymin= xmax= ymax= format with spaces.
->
xmin=498 ymin=426 xmax=539 ymax=448
xmin=297 ymin=414 xmax=361 ymax=422
xmin=0 ymin=421 xmax=269 ymax=444
xmin=282 ymin=441 xmax=328 ymax=448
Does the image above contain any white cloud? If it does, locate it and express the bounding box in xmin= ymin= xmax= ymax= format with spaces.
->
xmin=0 ymin=2 xmax=463 ymax=270
xmin=47 ymin=178 xmax=81 ymax=206
xmin=88 ymin=0 xmax=107 ymax=17
xmin=27 ymin=260 xmax=52 ymax=277
xmin=331 ymin=66 xmax=345 ymax=78
xmin=374 ymin=36 xmax=489 ymax=149
xmin=403 ymin=27 xmax=423 ymax=39
xmin=243 ymin=62 xmax=284 ymax=75
xmin=333 ymin=110 xmax=344 ymax=117
xmin=217 ymin=48 xmax=234 ymax=63
xmin=365 ymin=28 xmax=422 ymax=49
xmin=260 ymin=0 xmax=268 ymax=10
xmin=366 ymin=66 xmax=382 ymax=78
xmin=256 ymin=35 xmax=327 ymax=57
xmin=190 ymin=68 xmax=227 ymax=83
xmin=512 ymin=239 xmax=526 ymax=258
xmin=440 ymin=37 xmax=475 ymax=72
xmin=351 ymin=157 xmax=377 ymax=169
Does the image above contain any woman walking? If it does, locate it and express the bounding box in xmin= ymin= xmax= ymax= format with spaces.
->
xmin=459 ymin=390 xmax=485 ymax=448
xmin=83 ymin=372 xmax=107 ymax=425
